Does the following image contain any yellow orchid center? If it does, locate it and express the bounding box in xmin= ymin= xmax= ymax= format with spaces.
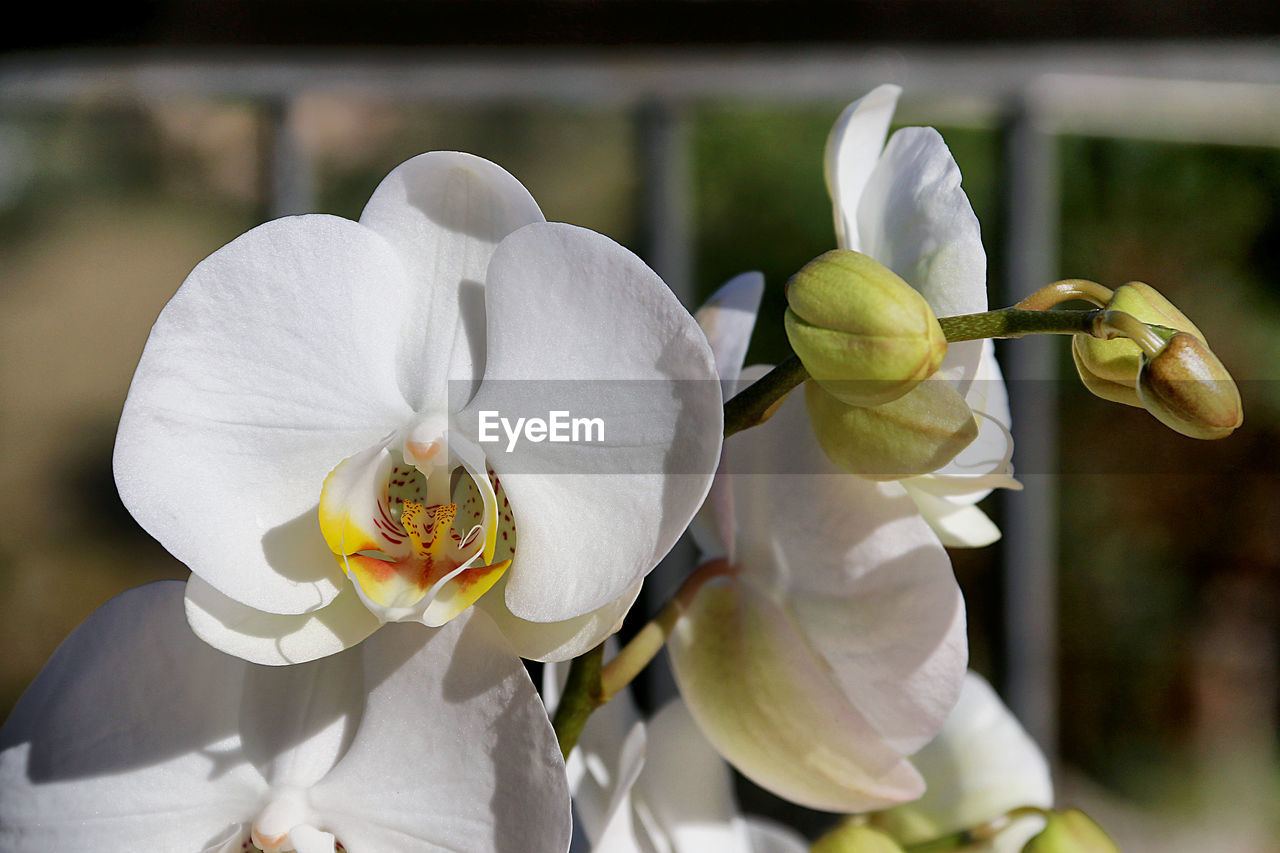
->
xmin=317 ymin=417 xmax=515 ymax=626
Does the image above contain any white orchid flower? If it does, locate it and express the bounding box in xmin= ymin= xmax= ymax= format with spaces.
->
xmin=114 ymin=151 xmax=722 ymax=665
xmin=0 ymin=581 xmax=570 ymax=852
xmin=826 ymin=84 xmax=1019 ymax=547
xmin=664 ymin=275 xmax=967 ymax=813
xmin=544 ymin=661 xmax=806 ymax=853
xmin=878 ymin=672 xmax=1054 ymax=853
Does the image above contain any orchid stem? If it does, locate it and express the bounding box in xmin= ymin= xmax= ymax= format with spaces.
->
xmin=599 ymin=560 xmax=729 ymax=701
xmin=724 ymin=307 xmax=1143 ymax=438
xmin=551 ymin=561 xmax=733 ymax=757
xmin=551 ymin=643 xmax=605 ymax=759
xmin=724 ymin=355 xmax=807 ymax=437
xmin=936 ymin=307 xmax=1101 ymax=341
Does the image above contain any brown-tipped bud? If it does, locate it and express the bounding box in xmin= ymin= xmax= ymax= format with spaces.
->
xmin=785 ymin=250 xmax=947 ymax=408
xmin=1022 ymin=810 xmax=1120 ymax=853
xmin=1072 ymin=282 xmax=1202 ymax=407
xmin=811 ymin=824 xmax=906 ymax=853
xmin=1137 ymin=332 xmax=1243 ymax=440
xmin=805 ymin=378 xmax=978 ymax=480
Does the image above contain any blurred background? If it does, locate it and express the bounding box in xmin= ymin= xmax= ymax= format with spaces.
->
xmin=3 ymin=3 xmax=1279 ymax=850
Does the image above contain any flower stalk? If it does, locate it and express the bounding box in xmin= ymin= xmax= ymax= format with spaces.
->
xmin=550 ymin=643 xmax=605 ymax=759
xmin=553 ymin=561 xmax=732 ymax=757
xmin=725 ymin=306 xmax=1154 ymax=438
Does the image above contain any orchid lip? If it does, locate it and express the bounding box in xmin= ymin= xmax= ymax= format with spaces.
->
xmin=318 ymin=419 xmax=516 ymax=628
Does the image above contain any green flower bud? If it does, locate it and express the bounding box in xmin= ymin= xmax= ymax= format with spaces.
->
xmin=812 ymin=823 xmax=906 ymax=853
xmin=1022 ymin=809 xmax=1120 ymax=853
xmin=1137 ymin=332 xmax=1243 ymax=440
xmin=1072 ymin=282 xmax=1202 ymax=407
xmin=805 ymin=379 xmax=978 ymax=480
xmin=786 ymin=250 xmax=947 ymax=407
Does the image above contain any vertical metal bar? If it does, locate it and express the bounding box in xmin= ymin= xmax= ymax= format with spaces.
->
xmin=637 ymin=99 xmax=694 ymax=304
xmin=999 ymin=92 xmax=1060 ymax=764
xmin=632 ymin=98 xmax=694 ymax=711
xmin=262 ymin=97 xmax=316 ymax=219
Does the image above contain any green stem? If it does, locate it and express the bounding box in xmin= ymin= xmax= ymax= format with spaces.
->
xmin=937 ymin=308 xmax=1101 ymax=342
xmin=724 ymin=355 xmax=807 ymax=437
xmin=724 ymin=308 xmax=1119 ymax=439
xmin=551 ymin=561 xmax=734 ymax=758
xmin=599 ymin=597 xmax=683 ymax=703
xmin=550 ymin=643 xmax=605 ymax=759
xmin=599 ymin=560 xmax=732 ymax=701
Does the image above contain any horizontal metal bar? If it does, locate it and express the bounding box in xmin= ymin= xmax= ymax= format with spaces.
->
xmin=4 ymin=42 xmax=1280 ymax=114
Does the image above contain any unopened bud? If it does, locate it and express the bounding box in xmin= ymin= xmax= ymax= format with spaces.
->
xmin=812 ymin=823 xmax=906 ymax=853
xmin=786 ymin=250 xmax=947 ymax=407
xmin=805 ymin=379 xmax=978 ymax=480
xmin=1022 ymin=809 xmax=1119 ymax=853
xmin=1072 ymin=282 xmax=1201 ymax=407
xmin=1137 ymin=332 xmax=1243 ymax=440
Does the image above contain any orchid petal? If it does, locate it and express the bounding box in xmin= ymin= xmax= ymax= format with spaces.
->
xmin=0 ymin=582 xmax=264 ymax=851
xmin=696 ymin=271 xmax=765 ymax=397
xmin=880 ymin=673 xmax=1053 ymax=853
xmin=318 ymin=441 xmax=406 ymax=561
xmin=309 ymin=611 xmax=571 ymax=852
xmin=239 ymin=642 xmax=366 ymax=792
xmin=669 ymin=576 xmax=925 ymax=813
xmin=479 ymin=577 xmax=641 ymax=663
xmin=716 ymin=386 xmax=967 ymax=755
xmin=290 ymin=825 xmax=338 ymax=853
xmin=630 ymin=700 xmax=756 ymax=853
xmin=359 ymin=151 xmax=545 ymax=406
xmin=541 ymin=648 xmax=648 ymax=852
xmin=857 ymin=126 xmax=987 ymax=390
xmin=691 ymin=274 xmax=765 ymax=562
xmin=3 ymin=580 xmax=571 ymax=852
xmin=114 ymin=215 xmax=417 ymax=616
xmin=903 ymin=487 xmax=1002 ymax=548
xmin=744 ymin=819 xmax=810 ymax=853
xmin=926 ymin=341 xmax=1016 ymax=491
xmin=185 ymin=574 xmax=382 ymax=666
xmin=825 ymin=84 xmax=902 ymax=252
xmin=562 ymin=679 xmax=648 ymax=851
xmin=462 ymin=222 xmax=721 ymax=622
xmin=967 ymin=340 xmax=1013 ymax=433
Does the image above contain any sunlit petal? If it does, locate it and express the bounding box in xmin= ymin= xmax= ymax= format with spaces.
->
xmin=857 ymin=126 xmax=987 ymax=390
xmin=463 ymin=222 xmax=721 ymax=623
xmin=479 ymin=577 xmax=641 ymax=663
xmin=880 ymin=673 xmax=1053 ymax=853
xmin=0 ymin=583 xmax=264 ymax=851
xmin=669 ymin=577 xmax=926 ymax=813
xmin=185 ymin=574 xmax=382 ymax=666
xmin=114 ymin=215 xmax=416 ymax=616
xmin=826 ymin=84 xmax=902 ymax=252
xmin=359 ymin=150 xmax=546 ymax=406
xmin=310 ymin=612 xmax=571 ymax=852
